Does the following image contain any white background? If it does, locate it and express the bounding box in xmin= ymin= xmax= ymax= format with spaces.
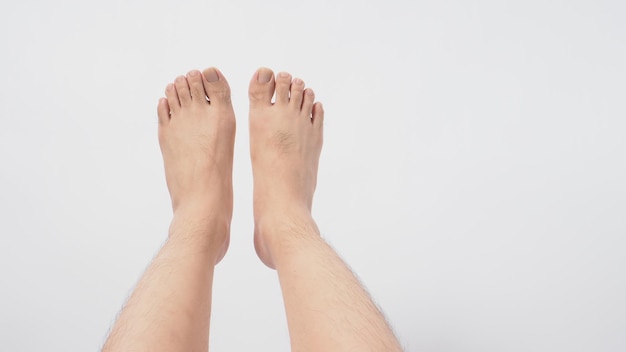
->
xmin=1 ymin=0 xmax=625 ymax=351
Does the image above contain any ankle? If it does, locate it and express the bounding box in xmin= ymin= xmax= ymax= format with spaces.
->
xmin=173 ymin=193 xmax=232 ymax=220
xmin=255 ymin=209 xmax=319 ymax=251
xmin=170 ymin=205 xmax=230 ymax=244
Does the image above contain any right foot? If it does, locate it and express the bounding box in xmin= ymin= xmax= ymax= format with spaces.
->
xmin=248 ymin=68 xmax=324 ymax=268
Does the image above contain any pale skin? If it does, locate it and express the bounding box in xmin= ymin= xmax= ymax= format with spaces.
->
xmin=102 ymin=67 xmax=403 ymax=351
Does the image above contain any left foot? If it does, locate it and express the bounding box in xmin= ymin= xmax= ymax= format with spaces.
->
xmin=157 ymin=67 xmax=235 ymax=263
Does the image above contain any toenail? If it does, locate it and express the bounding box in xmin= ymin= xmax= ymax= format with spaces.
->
xmin=188 ymin=70 xmax=199 ymax=76
xmin=278 ymin=72 xmax=289 ymax=79
xmin=176 ymin=76 xmax=186 ymax=82
xmin=293 ymin=78 xmax=304 ymax=86
xmin=204 ymin=68 xmax=219 ymax=82
xmin=257 ymin=70 xmax=272 ymax=83
xmin=167 ymin=83 xmax=175 ymax=91
xmin=306 ymin=88 xmax=314 ymax=96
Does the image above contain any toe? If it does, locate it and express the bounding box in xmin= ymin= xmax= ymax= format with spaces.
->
xmin=275 ymin=72 xmax=292 ymax=105
xmin=302 ymin=88 xmax=315 ymax=117
xmin=289 ymin=78 xmax=305 ymax=109
xmin=249 ymin=67 xmax=275 ymax=107
xmin=202 ymin=67 xmax=232 ymax=106
xmin=312 ymin=102 xmax=324 ymax=128
xmin=186 ymin=70 xmax=207 ymax=103
xmin=174 ymin=76 xmax=192 ymax=106
xmin=157 ymin=98 xmax=170 ymax=125
xmin=165 ymin=83 xmax=180 ymax=113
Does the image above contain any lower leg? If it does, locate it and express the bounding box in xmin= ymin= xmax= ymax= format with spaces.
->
xmin=249 ymin=68 xmax=403 ymax=351
xmin=103 ymin=215 xmax=224 ymax=351
xmin=263 ymin=212 xmax=403 ymax=351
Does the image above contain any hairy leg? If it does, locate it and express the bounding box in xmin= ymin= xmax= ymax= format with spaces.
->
xmin=103 ymin=68 xmax=235 ymax=352
xmin=249 ymin=68 xmax=403 ymax=352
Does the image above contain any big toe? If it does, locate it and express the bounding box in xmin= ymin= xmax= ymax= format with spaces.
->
xmin=249 ymin=67 xmax=275 ymax=107
xmin=202 ymin=67 xmax=232 ymax=106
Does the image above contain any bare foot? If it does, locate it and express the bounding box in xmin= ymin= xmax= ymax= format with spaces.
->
xmin=248 ymin=68 xmax=324 ymax=268
xmin=157 ymin=67 xmax=235 ymax=264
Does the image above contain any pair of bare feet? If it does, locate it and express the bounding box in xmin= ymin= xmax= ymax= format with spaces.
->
xmin=157 ymin=67 xmax=322 ymax=268
xmin=103 ymin=66 xmax=402 ymax=351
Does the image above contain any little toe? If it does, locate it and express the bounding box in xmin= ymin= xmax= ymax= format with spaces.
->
xmin=165 ymin=83 xmax=180 ymax=113
xmin=157 ymin=98 xmax=170 ymax=125
xmin=312 ymin=102 xmax=324 ymax=128
xmin=249 ymin=67 xmax=275 ymax=107
xmin=289 ymin=78 xmax=305 ymax=109
xmin=174 ymin=76 xmax=192 ymax=106
xmin=201 ymin=67 xmax=232 ymax=106
xmin=302 ymin=88 xmax=315 ymax=117
xmin=275 ymin=72 xmax=292 ymax=105
xmin=186 ymin=70 xmax=207 ymax=103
